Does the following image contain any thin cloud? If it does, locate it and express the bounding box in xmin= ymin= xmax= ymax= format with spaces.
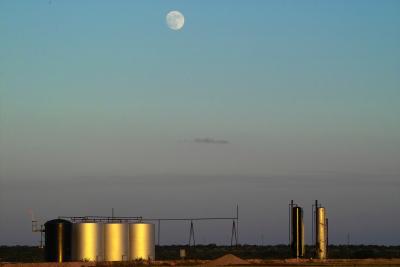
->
xmin=193 ymin=137 xmax=230 ymax=144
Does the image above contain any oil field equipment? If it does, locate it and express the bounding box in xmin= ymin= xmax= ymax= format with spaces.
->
xmin=289 ymin=200 xmax=305 ymax=258
xmin=72 ymin=222 xmax=104 ymax=261
xmin=36 ymin=218 xmax=155 ymax=262
xmin=32 ymin=208 xmax=238 ymax=262
xmin=313 ymin=200 xmax=328 ymax=259
xmin=104 ymin=223 xmax=128 ymax=261
xmin=129 ymin=223 xmax=155 ymax=260
xmin=44 ymin=219 xmax=72 ymax=262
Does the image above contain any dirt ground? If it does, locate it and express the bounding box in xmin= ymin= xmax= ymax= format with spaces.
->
xmin=0 ymin=263 xmax=95 ymax=267
xmin=2 ymin=258 xmax=400 ymax=267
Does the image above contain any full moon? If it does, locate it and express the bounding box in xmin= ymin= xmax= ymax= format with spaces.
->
xmin=166 ymin=11 xmax=185 ymax=31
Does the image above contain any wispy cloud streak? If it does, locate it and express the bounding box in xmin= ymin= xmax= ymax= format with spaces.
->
xmin=193 ymin=137 xmax=230 ymax=144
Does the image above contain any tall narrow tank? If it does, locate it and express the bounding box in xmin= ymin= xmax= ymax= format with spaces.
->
xmin=72 ymin=223 xmax=104 ymax=261
xmin=316 ymin=207 xmax=327 ymax=259
xmin=291 ymin=206 xmax=305 ymax=258
xmin=44 ymin=219 xmax=72 ymax=262
xmin=129 ymin=223 xmax=155 ymax=260
xmin=104 ymin=223 xmax=128 ymax=261
xmin=302 ymin=217 xmax=305 ymax=256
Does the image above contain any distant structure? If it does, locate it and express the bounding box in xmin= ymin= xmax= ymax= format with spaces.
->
xmin=129 ymin=223 xmax=155 ymax=261
xmin=44 ymin=219 xmax=72 ymax=262
xmin=32 ymin=208 xmax=238 ymax=262
xmin=34 ymin=217 xmax=154 ymax=262
xmin=313 ymin=200 xmax=328 ymax=259
xmin=72 ymin=222 xmax=105 ymax=261
xmin=289 ymin=200 xmax=305 ymax=258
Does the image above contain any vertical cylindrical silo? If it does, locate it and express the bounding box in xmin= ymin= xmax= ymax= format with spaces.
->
xmin=104 ymin=223 xmax=128 ymax=261
xmin=129 ymin=223 xmax=155 ymax=260
xmin=302 ymin=217 xmax=305 ymax=257
xmin=316 ymin=207 xmax=327 ymax=259
xmin=291 ymin=206 xmax=305 ymax=258
xmin=72 ymin=222 xmax=104 ymax=261
xmin=44 ymin=219 xmax=72 ymax=262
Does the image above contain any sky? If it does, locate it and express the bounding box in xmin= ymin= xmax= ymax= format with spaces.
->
xmin=0 ymin=0 xmax=399 ymax=245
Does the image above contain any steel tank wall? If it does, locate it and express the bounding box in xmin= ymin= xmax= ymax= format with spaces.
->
xmin=302 ymin=218 xmax=305 ymax=257
xmin=291 ymin=207 xmax=305 ymax=258
xmin=316 ymin=207 xmax=327 ymax=259
xmin=44 ymin=219 xmax=72 ymax=262
xmin=104 ymin=223 xmax=128 ymax=261
xmin=72 ymin=223 xmax=104 ymax=261
xmin=128 ymin=223 xmax=155 ymax=260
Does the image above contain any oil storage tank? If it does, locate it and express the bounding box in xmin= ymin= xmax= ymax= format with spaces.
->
xmin=44 ymin=219 xmax=72 ymax=262
xmin=316 ymin=207 xmax=327 ymax=259
xmin=129 ymin=223 xmax=155 ymax=260
xmin=72 ymin=222 xmax=104 ymax=261
xmin=314 ymin=200 xmax=328 ymax=259
xmin=104 ymin=223 xmax=128 ymax=261
xmin=290 ymin=202 xmax=305 ymax=258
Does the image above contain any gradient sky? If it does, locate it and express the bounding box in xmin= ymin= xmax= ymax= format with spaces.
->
xmin=0 ymin=0 xmax=399 ymax=245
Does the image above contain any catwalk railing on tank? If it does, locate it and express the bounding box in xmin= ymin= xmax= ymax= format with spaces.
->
xmin=58 ymin=216 xmax=143 ymax=223
xmin=59 ymin=205 xmax=240 ymax=247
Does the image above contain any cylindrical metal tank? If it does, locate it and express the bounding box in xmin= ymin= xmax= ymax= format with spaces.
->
xmin=72 ymin=223 xmax=104 ymax=261
xmin=316 ymin=207 xmax=327 ymax=259
xmin=291 ymin=207 xmax=305 ymax=258
xmin=302 ymin=218 xmax=305 ymax=257
xmin=129 ymin=223 xmax=155 ymax=260
xmin=104 ymin=223 xmax=128 ymax=261
xmin=44 ymin=219 xmax=72 ymax=262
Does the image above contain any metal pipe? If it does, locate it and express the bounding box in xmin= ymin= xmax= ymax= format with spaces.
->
xmin=236 ymin=204 xmax=239 ymax=246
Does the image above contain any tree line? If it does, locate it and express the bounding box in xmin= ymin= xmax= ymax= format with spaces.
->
xmin=1 ymin=245 xmax=399 ymax=262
